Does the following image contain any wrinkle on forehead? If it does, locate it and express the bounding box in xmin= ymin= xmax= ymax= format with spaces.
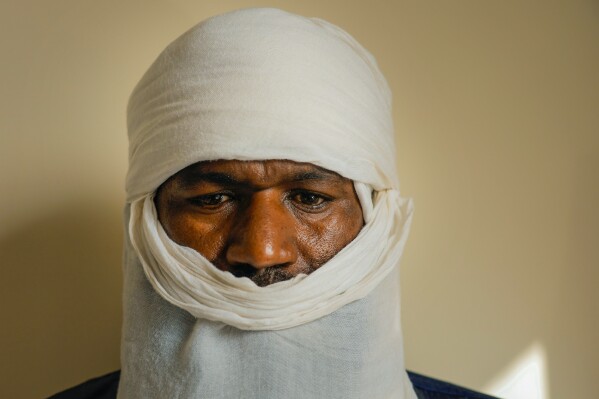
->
xmin=173 ymin=159 xmax=349 ymax=190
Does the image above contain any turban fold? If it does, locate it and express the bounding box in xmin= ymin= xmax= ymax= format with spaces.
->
xmin=126 ymin=7 xmax=399 ymax=202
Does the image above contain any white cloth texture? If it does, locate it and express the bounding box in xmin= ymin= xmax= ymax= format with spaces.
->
xmin=119 ymin=7 xmax=416 ymax=399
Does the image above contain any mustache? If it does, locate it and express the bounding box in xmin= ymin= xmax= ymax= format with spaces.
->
xmin=226 ymin=263 xmax=314 ymax=287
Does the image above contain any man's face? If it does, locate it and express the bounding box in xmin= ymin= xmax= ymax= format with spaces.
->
xmin=155 ymin=159 xmax=364 ymax=286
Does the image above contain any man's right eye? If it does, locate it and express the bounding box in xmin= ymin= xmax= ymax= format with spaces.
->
xmin=189 ymin=193 xmax=232 ymax=208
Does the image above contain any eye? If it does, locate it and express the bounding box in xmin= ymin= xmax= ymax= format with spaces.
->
xmin=189 ymin=193 xmax=232 ymax=208
xmin=290 ymin=191 xmax=330 ymax=209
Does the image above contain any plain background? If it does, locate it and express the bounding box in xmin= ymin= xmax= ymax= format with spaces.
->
xmin=1 ymin=1 xmax=597 ymax=398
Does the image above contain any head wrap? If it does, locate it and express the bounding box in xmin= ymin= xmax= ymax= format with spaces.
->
xmin=119 ymin=7 xmax=416 ymax=399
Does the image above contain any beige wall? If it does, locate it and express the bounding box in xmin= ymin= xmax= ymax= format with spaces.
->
xmin=1 ymin=1 xmax=597 ymax=398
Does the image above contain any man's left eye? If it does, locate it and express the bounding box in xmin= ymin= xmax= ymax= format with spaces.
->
xmin=291 ymin=192 xmax=328 ymax=207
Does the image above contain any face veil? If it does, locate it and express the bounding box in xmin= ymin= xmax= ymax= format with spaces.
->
xmin=120 ymin=8 xmax=416 ymax=399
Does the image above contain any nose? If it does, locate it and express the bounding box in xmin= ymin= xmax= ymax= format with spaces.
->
xmin=226 ymin=192 xmax=298 ymax=270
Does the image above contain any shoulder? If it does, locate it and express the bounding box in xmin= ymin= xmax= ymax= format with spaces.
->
xmin=48 ymin=369 xmax=499 ymax=399
xmin=407 ymin=371 xmax=500 ymax=399
xmin=47 ymin=371 xmax=120 ymax=399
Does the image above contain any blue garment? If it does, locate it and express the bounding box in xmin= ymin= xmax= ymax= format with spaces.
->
xmin=48 ymin=370 xmax=501 ymax=399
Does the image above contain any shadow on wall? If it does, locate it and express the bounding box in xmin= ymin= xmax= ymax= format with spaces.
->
xmin=0 ymin=198 xmax=123 ymax=399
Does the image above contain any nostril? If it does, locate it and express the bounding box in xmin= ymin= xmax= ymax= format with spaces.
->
xmin=228 ymin=263 xmax=256 ymax=279
xmin=227 ymin=262 xmax=295 ymax=287
xmin=227 ymin=261 xmax=293 ymax=278
xmin=226 ymin=241 xmax=297 ymax=271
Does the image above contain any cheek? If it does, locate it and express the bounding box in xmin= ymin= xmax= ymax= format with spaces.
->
xmin=160 ymin=211 xmax=229 ymax=262
xmin=296 ymin=202 xmax=363 ymax=268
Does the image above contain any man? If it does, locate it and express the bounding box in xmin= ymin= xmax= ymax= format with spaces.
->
xmin=51 ymin=8 xmax=498 ymax=399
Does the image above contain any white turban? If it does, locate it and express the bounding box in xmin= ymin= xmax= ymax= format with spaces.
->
xmin=119 ymin=7 xmax=416 ymax=399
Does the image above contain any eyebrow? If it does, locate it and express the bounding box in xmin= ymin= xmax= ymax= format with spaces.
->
xmin=290 ymin=170 xmax=339 ymax=182
xmin=179 ymin=172 xmax=238 ymax=189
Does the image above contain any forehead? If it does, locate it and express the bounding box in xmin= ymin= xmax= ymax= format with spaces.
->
xmin=171 ymin=159 xmax=350 ymax=187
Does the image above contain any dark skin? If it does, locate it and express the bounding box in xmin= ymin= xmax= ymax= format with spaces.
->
xmin=154 ymin=159 xmax=364 ymax=286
